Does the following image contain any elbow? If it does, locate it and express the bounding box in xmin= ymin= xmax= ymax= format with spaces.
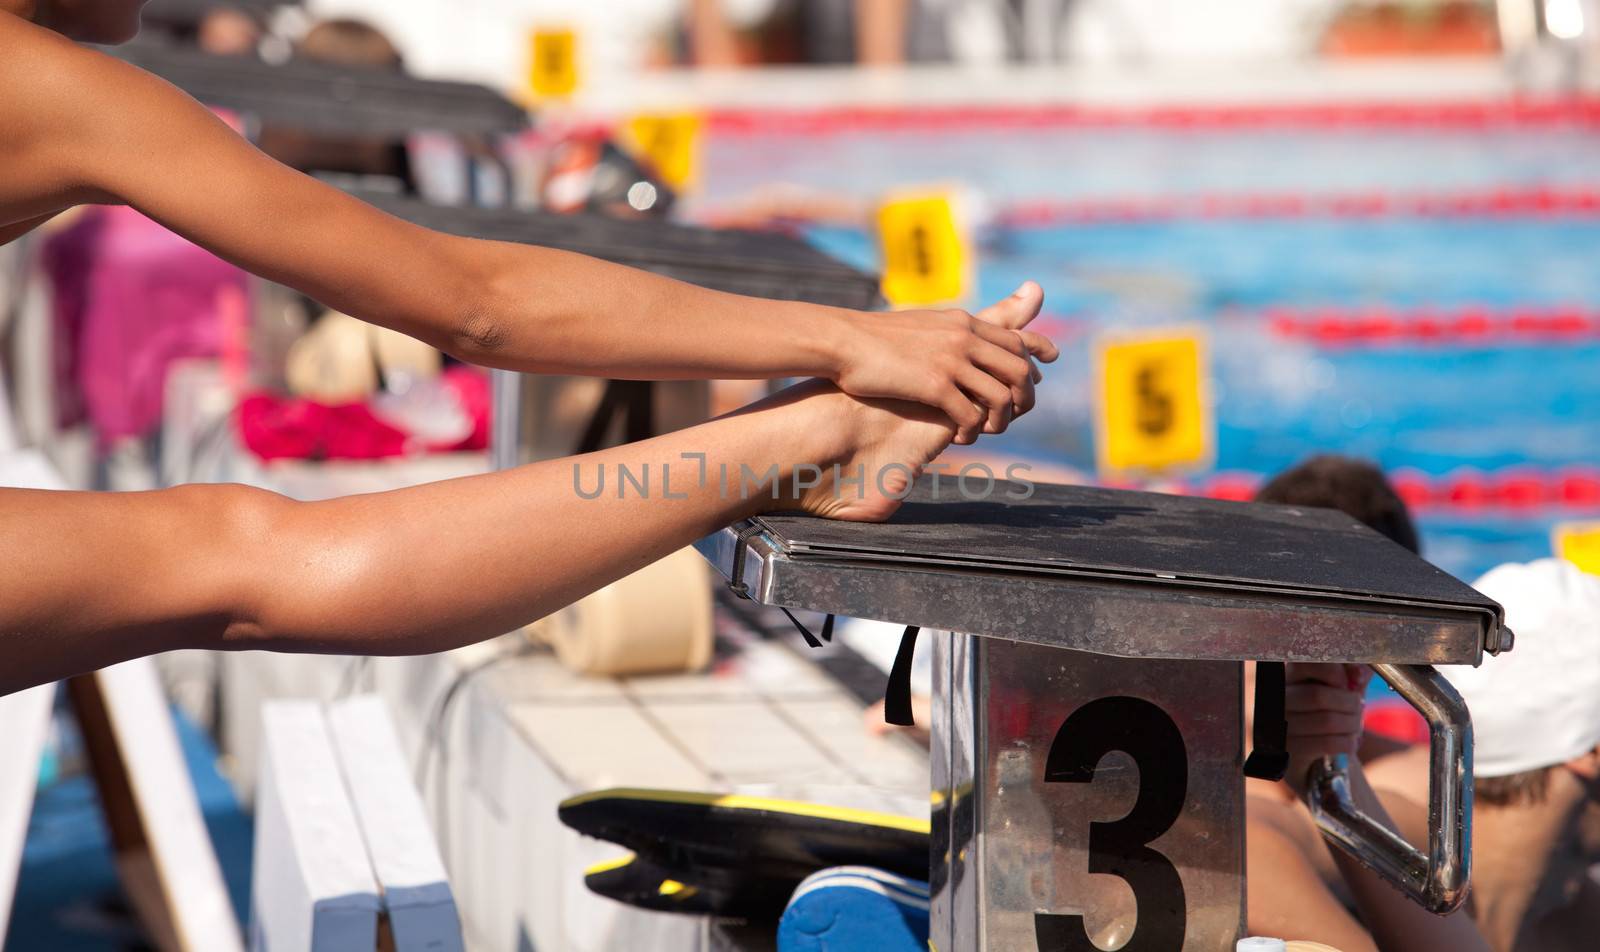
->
xmin=183 ymin=483 xmax=295 ymax=649
xmin=451 ymin=304 xmax=510 ymax=363
xmin=447 ymin=283 xmax=512 ymax=365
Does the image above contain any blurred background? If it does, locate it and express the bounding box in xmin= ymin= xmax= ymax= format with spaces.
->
xmin=3 ymin=1 xmax=1600 ymax=950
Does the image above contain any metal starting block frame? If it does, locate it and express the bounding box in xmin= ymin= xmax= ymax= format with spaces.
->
xmin=696 ymin=480 xmax=1510 ymax=951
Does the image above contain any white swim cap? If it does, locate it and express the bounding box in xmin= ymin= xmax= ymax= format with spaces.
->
xmin=1441 ymin=559 xmax=1600 ymax=778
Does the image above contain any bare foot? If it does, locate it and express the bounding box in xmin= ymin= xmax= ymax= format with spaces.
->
xmin=783 ymin=382 xmax=956 ymax=523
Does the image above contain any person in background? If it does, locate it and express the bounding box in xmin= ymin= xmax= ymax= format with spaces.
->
xmin=1245 ymin=455 xmax=1488 ymax=949
xmin=1254 ymin=453 xmax=1420 ymax=554
xmin=195 ymin=5 xmax=261 ymax=58
xmin=1368 ymin=559 xmax=1600 ymax=951
xmin=298 ymin=16 xmax=402 ymax=67
xmin=255 ymin=18 xmax=414 ymax=188
xmin=1251 ymin=453 xmax=1424 ymax=768
xmin=1247 ymin=661 xmax=1491 ymax=951
xmin=686 ymin=0 xmax=911 ymax=66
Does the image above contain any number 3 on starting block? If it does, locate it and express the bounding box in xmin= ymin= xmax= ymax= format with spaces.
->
xmin=1554 ymin=522 xmax=1600 ymax=576
xmin=876 ymin=192 xmax=971 ymax=308
xmin=1095 ymin=329 xmax=1213 ymax=477
xmin=955 ymin=641 xmax=1245 ymax=951
xmin=528 ymin=27 xmax=579 ymax=100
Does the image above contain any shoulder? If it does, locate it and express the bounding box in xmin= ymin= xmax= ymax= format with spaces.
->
xmin=1364 ymin=746 xmax=1431 ymax=844
xmin=1365 ymin=742 xmax=1429 ymax=793
xmin=0 ymin=13 xmax=211 ymax=200
xmin=1247 ymin=807 xmax=1335 ymax=910
xmin=0 ymin=13 xmax=125 ymax=149
xmin=0 ymin=12 xmax=106 ymax=92
xmin=0 ymin=13 xmax=197 ymax=132
xmin=0 ymin=14 xmax=114 ymax=209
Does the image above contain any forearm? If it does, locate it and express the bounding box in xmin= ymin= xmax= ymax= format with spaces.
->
xmin=442 ymin=238 xmax=848 ymax=380
xmin=1331 ymin=768 xmax=1489 ymax=952
xmin=142 ymin=163 xmax=854 ymax=382
xmin=232 ymin=389 xmax=837 ymax=655
xmin=0 ymin=386 xmax=844 ymax=693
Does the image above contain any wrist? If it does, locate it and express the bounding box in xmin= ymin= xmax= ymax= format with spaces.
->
xmin=797 ymin=305 xmax=855 ymax=382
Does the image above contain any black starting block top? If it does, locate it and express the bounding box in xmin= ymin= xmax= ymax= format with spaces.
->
xmin=351 ymin=190 xmax=884 ymax=308
xmin=111 ymin=41 xmax=529 ymax=138
xmin=697 ymin=480 xmax=1508 ymax=665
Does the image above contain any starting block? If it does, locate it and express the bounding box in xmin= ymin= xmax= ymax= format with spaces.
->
xmin=696 ymin=479 xmax=1509 ymax=951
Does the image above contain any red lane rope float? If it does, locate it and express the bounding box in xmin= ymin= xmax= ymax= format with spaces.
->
xmin=994 ymin=185 xmax=1600 ymax=226
xmin=1266 ymin=306 xmax=1600 ymax=347
xmin=1364 ymin=701 xmax=1430 ymax=747
xmin=703 ymin=99 xmax=1600 ymax=137
xmin=1183 ymin=468 xmax=1600 ymax=512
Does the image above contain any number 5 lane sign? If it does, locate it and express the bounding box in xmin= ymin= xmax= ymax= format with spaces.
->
xmin=1094 ymin=328 xmax=1213 ymax=478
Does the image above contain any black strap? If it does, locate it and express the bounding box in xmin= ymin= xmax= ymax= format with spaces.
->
xmin=778 ymin=608 xmax=833 ymax=649
xmin=755 ymin=598 xmax=919 ymax=726
xmin=884 ymin=626 xmax=921 ymax=727
xmin=575 ymin=380 xmax=655 ymax=455
xmin=1242 ymin=660 xmax=1290 ymax=781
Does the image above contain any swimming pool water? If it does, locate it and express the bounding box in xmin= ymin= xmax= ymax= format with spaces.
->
xmin=696 ymin=112 xmax=1600 ymax=582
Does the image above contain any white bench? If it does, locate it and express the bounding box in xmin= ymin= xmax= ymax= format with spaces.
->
xmin=251 ymin=696 xmax=462 ymax=952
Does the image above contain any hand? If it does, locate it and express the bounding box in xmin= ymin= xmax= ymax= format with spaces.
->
xmin=833 ymin=282 xmax=1058 ymax=445
xmin=1283 ymin=662 xmax=1371 ymax=798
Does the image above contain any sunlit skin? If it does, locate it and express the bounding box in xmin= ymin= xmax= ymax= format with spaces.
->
xmin=1246 ymin=664 xmax=1491 ymax=952
xmin=0 ymin=4 xmax=1059 ymax=693
xmin=1369 ymin=738 xmax=1600 ymax=951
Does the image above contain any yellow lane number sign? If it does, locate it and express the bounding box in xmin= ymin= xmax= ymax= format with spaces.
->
xmin=625 ymin=113 xmax=702 ymax=191
xmin=876 ymin=192 xmax=970 ymax=308
xmin=1555 ymin=522 xmax=1600 ymax=575
xmin=528 ymin=27 xmax=579 ymax=101
xmin=1095 ymin=329 xmax=1212 ymax=477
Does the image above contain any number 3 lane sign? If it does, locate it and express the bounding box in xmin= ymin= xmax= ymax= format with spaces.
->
xmin=1094 ymin=328 xmax=1213 ymax=478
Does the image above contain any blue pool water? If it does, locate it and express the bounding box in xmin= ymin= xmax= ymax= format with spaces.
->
xmin=6 ymin=698 xmax=251 ymax=951
xmin=698 ymin=114 xmax=1600 ymax=583
xmin=804 ymin=218 xmax=1600 ymax=583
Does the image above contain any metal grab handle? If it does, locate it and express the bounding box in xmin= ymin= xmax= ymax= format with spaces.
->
xmin=1303 ymin=663 xmax=1473 ymax=914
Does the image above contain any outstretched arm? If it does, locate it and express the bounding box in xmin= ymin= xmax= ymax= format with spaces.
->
xmin=0 ymin=12 xmax=1057 ymax=443
xmin=0 ymin=380 xmax=953 ymax=695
